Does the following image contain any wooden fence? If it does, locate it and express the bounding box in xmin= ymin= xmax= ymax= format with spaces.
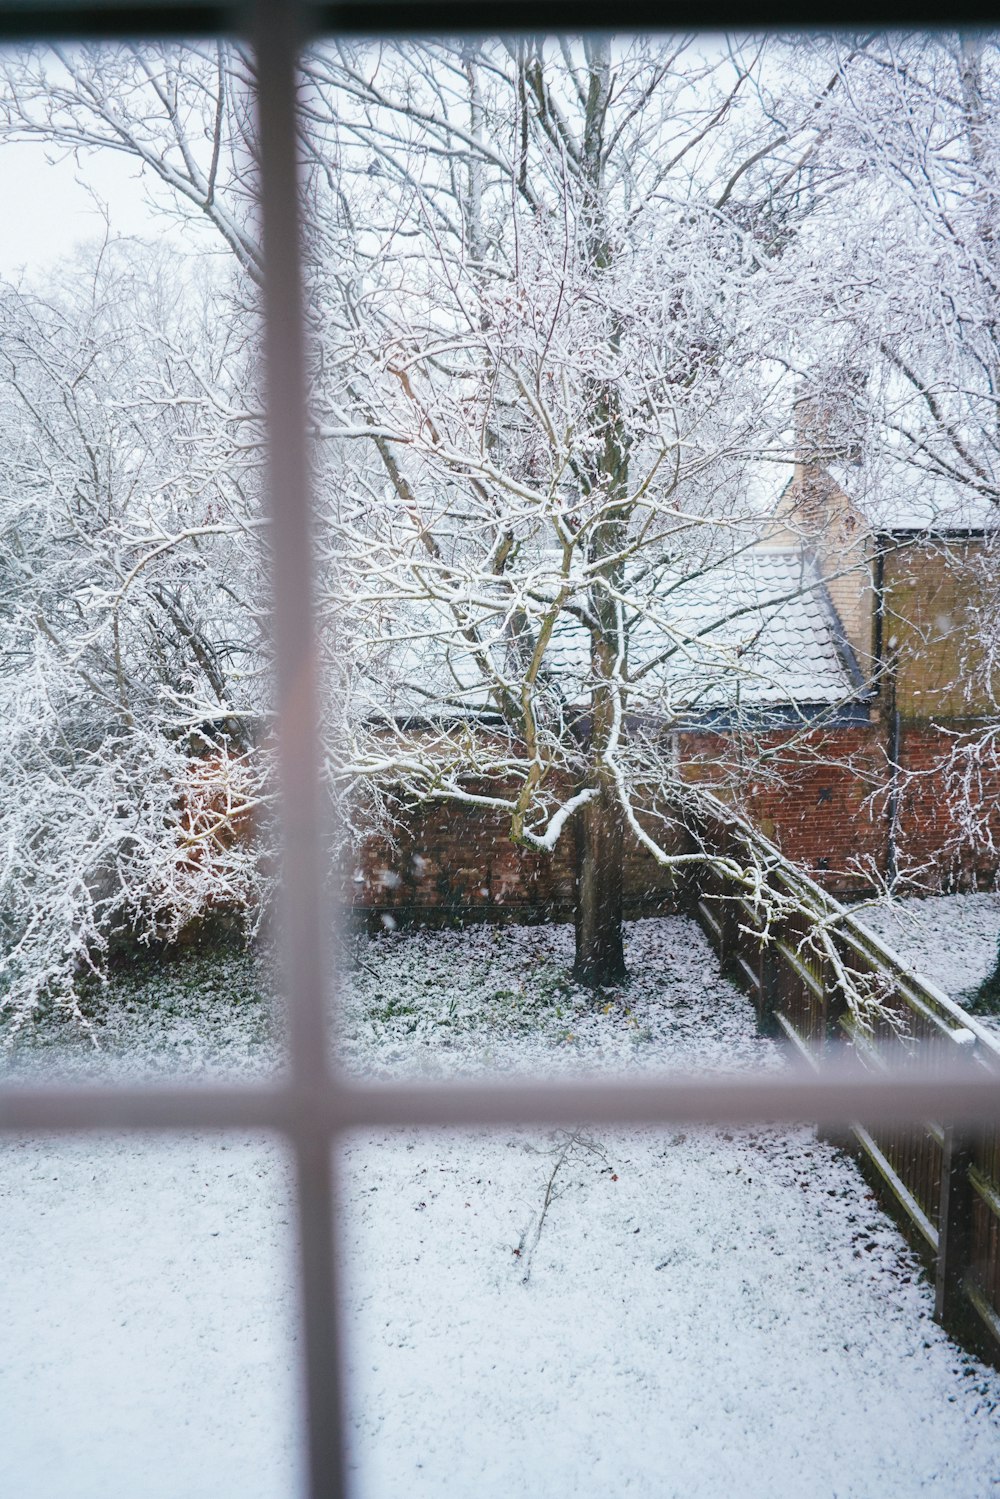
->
xmin=689 ymin=803 xmax=1000 ymax=1364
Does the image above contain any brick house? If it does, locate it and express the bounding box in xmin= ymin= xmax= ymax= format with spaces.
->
xmin=351 ymin=443 xmax=1000 ymax=926
xmin=758 ymin=451 xmax=1000 ymax=893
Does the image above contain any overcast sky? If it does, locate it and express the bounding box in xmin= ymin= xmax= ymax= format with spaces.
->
xmin=0 ymin=137 xmax=214 ymax=282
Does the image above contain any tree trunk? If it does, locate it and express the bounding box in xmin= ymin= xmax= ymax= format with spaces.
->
xmin=573 ymin=781 xmax=627 ymax=986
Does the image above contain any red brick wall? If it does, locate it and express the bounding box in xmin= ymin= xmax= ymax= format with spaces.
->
xmin=678 ymin=723 xmax=1000 ymax=895
xmin=351 ymin=797 xmax=577 ymax=926
xmin=346 ymin=724 xmax=1000 ymax=921
xmin=895 ymin=726 xmax=1000 ymax=891
xmin=678 ymin=726 xmax=888 ymax=896
xmin=348 ymin=793 xmax=687 ymax=927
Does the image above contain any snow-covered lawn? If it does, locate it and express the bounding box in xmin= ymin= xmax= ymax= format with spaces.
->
xmin=3 ymin=917 xmax=1000 ymax=1498
xmin=857 ymin=892 xmax=1000 ymax=1012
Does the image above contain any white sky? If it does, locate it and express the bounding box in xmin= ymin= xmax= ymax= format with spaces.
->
xmin=0 ymin=138 xmax=215 ymax=282
xmin=0 ymin=33 xmax=742 ymax=288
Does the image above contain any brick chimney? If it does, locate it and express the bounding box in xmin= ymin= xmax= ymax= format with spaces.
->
xmin=793 ymin=369 xmax=866 ymax=473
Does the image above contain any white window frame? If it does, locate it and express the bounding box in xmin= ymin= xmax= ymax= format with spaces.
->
xmin=0 ymin=6 xmax=995 ymax=1497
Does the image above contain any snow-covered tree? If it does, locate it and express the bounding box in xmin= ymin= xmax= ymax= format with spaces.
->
xmin=785 ymin=36 xmax=1000 ymax=878
xmin=303 ymin=37 xmax=884 ymax=981
xmin=0 ymin=240 xmax=270 ymax=1026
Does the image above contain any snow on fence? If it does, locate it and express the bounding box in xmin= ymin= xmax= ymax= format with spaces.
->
xmin=690 ymin=804 xmax=1000 ymax=1366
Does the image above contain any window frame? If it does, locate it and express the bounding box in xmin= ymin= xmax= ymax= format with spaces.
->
xmin=0 ymin=6 xmax=997 ymax=1498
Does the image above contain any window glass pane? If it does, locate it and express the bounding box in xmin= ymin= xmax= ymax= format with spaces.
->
xmin=340 ymin=1122 xmax=1000 ymax=1498
xmin=0 ymin=1133 xmax=301 ymax=1498
xmin=0 ymin=40 xmax=282 ymax=1079
xmin=302 ymin=34 xmax=924 ymax=1083
xmin=304 ymin=28 xmax=1000 ymax=1083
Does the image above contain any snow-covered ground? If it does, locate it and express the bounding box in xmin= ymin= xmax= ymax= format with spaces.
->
xmin=857 ymin=892 xmax=1000 ymax=1011
xmin=3 ymin=917 xmax=1000 ymax=1498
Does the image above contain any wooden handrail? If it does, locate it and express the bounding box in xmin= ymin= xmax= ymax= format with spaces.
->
xmin=688 ymin=789 xmax=1000 ymax=1368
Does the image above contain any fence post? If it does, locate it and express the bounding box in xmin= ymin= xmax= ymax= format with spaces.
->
xmin=757 ymin=935 xmax=779 ymax=1034
xmin=711 ymin=826 xmax=729 ymax=966
xmin=718 ymin=890 xmax=740 ymax=974
xmin=816 ymin=933 xmax=853 ymax=1148
xmin=935 ymin=1128 xmax=977 ymax=1335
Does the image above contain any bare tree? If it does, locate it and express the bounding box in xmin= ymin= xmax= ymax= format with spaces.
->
xmin=0 ymin=240 xmax=270 ymax=1026
xmin=304 ymin=37 xmax=872 ymax=981
xmin=784 ymin=37 xmax=1000 ymax=894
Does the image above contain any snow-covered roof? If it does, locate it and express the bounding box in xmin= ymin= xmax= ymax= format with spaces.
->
xmin=607 ymin=548 xmax=859 ymax=716
xmin=358 ymin=548 xmax=860 ymax=724
xmin=740 ymin=458 xmax=798 ymax=516
xmin=828 ymin=457 xmax=1000 ymax=534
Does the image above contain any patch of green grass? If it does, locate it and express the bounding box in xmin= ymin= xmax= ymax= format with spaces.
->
xmin=368 ymin=994 xmax=419 ymax=1025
